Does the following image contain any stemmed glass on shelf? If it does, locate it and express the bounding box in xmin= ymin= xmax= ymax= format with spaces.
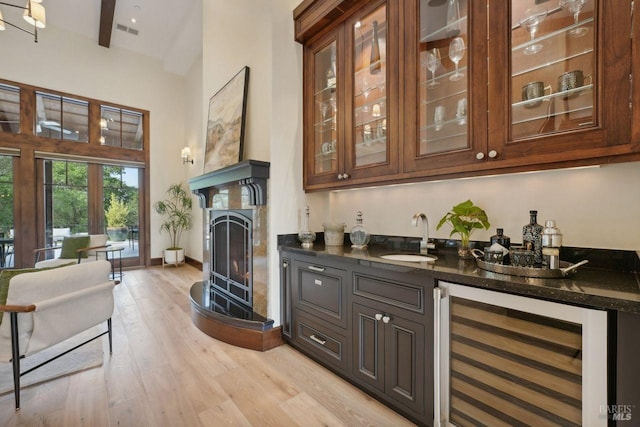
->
xmin=426 ymin=48 xmax=441 ymax=88
xmin=559 ymin=0 xmax=588 ymax=37
xmin=448 ymin=37 xmax=465 ymax=81
xmin=520 ymin=5 xmax=548 ymax=55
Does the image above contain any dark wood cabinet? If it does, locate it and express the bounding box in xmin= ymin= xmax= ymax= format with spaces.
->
xmin=281 ymin=250 xmax=434 ymax=424
xmin=295 ymin=0 xmax=639 ymax=191
xmin=352 ymin=302 xmax=426 ymax=417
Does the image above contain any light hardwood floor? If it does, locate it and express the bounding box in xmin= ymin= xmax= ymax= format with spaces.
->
xmin=0 ymin=265 xmax=415 ymax=426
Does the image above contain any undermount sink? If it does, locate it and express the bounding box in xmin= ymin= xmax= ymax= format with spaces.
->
xmin=379 ymin=253 xmax=437 ymax=263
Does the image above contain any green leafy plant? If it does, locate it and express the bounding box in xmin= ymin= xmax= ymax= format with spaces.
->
xmin=105 ymin=194 xmax=130 ymax=228
xmin=436 ymin=199 xmax=490 ymax=249
xmin=153 ymin=183 xmax=193 ymax=250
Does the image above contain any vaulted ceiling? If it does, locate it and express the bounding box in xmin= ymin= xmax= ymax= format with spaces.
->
xmin=47 ymin=0 xmax=202 ymax=76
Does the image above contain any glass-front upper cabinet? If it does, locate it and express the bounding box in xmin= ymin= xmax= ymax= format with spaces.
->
xmin=313 ymin=39 xmax=338 ymax=178
xmin=303 ymin=0 xmax=398 ymax=189
xmin=351 ymin=4 xmax=387 ymax=169
xmin=343 ymin=0 xmax=399 ymax=182
xmin=511 ymin=0 xmax=596 ymax=139
xmin=488 ymin=0 xmax=631 ymax=163
xmin=304 ymin=32 xmax=341 ymax=188
xmin=404 ymin=0 xmax=488 ymax=173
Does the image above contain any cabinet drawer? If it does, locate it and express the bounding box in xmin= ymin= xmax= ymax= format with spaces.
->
xmin=353 ymin=272 xmax=424 ymax=315
xmin=293 ymin=312 xmax=348 ymax=373
xmin=293 ymin=259 xmax=348 ymax=328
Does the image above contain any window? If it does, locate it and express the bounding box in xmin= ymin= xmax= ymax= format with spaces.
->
xmin=0 ymin=84 xmax=20 ymax=134
xmin=35 ymin=92 xmax=89 ymax=142
xmin=101 ymin=105 xmax=143 ymax=150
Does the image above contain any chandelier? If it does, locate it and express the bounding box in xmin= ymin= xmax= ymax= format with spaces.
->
xmin=0 ymin=0 xmax=46 ymax=43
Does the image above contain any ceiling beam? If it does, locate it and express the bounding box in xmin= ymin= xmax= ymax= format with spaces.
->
xmin=99 ymin=0 xmax=116 ymax=48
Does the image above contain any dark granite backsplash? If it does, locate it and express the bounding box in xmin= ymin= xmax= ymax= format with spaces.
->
xmin=277 ymin=233 xmax=639 ymax=273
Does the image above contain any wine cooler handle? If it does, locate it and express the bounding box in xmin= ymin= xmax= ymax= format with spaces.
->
xmin=433 ymin=287 xmax=442 ymax=427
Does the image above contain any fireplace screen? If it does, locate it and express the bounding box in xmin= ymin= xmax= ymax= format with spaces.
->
xmin=210 ymin=210 xmax=253 ymax=307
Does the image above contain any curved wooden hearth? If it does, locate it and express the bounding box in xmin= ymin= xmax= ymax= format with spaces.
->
xmin=190 ymin=282 xmax=283 ymax=352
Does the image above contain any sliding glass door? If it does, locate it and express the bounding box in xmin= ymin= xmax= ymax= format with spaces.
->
xmin=39 ymin=159 xmax=144 ymax=268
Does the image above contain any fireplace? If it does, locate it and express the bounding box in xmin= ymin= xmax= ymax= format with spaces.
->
xmin=188 ymin=160 xmax=282 ymax=351
xmin=209 ymin=209 xmax=253 ymax=308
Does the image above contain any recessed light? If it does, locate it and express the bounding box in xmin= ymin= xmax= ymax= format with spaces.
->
xmin=131 ymin=18 xmax=136 ymax=23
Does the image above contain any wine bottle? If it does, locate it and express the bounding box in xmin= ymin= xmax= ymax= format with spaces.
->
xmin=326 ymin=47 xmax=336 ymax=90
xmin=369 ymin=20 xmax=381 ymax=74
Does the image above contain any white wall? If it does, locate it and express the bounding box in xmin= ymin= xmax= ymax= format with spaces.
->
xmin=0 ymin=24 xmax=189 ymax=259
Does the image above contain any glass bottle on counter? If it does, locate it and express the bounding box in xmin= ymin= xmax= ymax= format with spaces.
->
xmin=349 ymin=211 xmax=370 ymax=249
xmin=298 ymin=205 xmax=316 ymax=248
xmin=490 ymin=228 xmax=511 ymax=248
xmin=523 ymin=210 xmax=543 ymax=265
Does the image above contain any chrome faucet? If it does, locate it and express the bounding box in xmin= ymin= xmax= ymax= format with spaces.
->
xmin=412 ymin=213 xmax=431 ymax=254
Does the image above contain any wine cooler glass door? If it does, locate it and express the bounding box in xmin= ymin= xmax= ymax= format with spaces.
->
xmin=435 ymin=281 xmax=607 ymax=426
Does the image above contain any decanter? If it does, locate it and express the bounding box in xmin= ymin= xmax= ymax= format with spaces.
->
xmin=349 ymin=211 xmax=370 ymax=249
xmin=490 ymin=228 xmax=511 ymax=248
xmin=298 ymin=206 xmax=316 ymax=248
xmin=522 ymin=210 xmax=543 ymax=265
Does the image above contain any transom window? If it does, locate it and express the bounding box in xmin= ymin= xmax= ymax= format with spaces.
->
xmin=35 ymin=92 xmax=89 ymax=142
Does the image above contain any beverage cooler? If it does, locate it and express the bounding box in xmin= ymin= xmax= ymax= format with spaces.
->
xmin=433 ymin=281 xmax=607 ymax=426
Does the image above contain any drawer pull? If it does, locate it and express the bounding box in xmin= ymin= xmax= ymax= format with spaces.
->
xmin=314 ymin=279 xmax=322 ymax=286
xmin=375 ymin=313 xmax=383 ymax=321
xmin=308 ymin=265 xmax=325 ymax=272
xmin=309 ymin=334 xmax=327 ymax=345
xmin=382 ymin=315 xmax=391 ymax=324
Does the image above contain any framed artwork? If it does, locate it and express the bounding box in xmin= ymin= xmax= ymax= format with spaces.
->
xmin=204 ymin=66 xmax=250 ymax=173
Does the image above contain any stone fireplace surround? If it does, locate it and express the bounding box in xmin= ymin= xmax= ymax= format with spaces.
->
xmin=188 ymin=160 xmax=283 ymax=351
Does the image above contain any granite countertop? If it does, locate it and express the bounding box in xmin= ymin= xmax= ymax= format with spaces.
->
xmin=279 ymin=235 xmax=640 ymax=314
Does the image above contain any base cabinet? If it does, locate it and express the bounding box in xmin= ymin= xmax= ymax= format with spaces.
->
xmin=352 ymin=302 xmax=425 ymax=417
xmin=281 ymin=250 xmax=433 ymax=425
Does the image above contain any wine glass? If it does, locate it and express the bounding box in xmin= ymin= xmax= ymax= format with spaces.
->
xmin=426 ymin=48 xmax=441 ymax=88
xmin=559 ymin=0 xmax=588 ymax=37
xmin=448 ymin=37 xmax=465 ymax=81
xmin=520 ymin=5 xmax=548 ymax=55
xmin=361 ymin=77 xmax=371 ymax=112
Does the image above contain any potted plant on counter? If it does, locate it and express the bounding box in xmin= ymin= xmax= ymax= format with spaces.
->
xmin=153 ymin=182 xmax=192 ymax=267
xmin=436 ymin=199 xmax=490 ymax=259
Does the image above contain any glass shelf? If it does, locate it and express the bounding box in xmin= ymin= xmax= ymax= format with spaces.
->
xmin=421 ymin=89 xmax=467 ymax=106
xmin=421 ymin=117 xmax=468 ymax=132
xmin=420 ymin=65 xmax=468 ymax=88
xmin=314 ymin=85 xmax=336 ymax=98
xmin=512 ymin=84 xmax=592 ymax=109
xmin=420 ymin=16 xmax=468 ymax=43
xmin=314 ymin=117 xmax=336 ymax=128
xmin=512 ymin=48 xmax=593 ymax=78
xmin=420 ymin=130 xmax=468 ymax=145
xmin=511 ymin=17 xmax=594 ymax=75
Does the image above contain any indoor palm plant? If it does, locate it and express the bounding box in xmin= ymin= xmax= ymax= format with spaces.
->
xmin=153 ymin=182 xmax=192 ymax=266
xmin=436 ymin=199 xmax=490 ymax=259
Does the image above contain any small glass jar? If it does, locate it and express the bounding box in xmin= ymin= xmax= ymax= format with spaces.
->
xmin=349 ymin=211 xmax=370 ymax=249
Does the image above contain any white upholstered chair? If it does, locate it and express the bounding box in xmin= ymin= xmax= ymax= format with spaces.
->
xmin=0 ymin=260 xmax=116 ymax=410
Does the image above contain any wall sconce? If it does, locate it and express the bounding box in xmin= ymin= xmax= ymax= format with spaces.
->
xmin=181 ymin=147 xmax=194 ymax=165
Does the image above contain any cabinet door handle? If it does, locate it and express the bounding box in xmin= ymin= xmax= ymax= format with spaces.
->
xmin=375 ymin=313 xmax=383 ymax=321
xmin=475 ymin=152 xmax=485 ymax=160
xmin=342 ymin=173 xmax=349 ymax=179
xmin=382 ymin=315 xmax=391 ymax=324
xmin=488 ymin=150 xmax=498 ymax=159
xmin=338 ymin=174 xmax=344 ymax=180
xmin=308 ymin=265 xmax=325 ymax=272
xmin=309 ymin=334 xmax=326 ymax=345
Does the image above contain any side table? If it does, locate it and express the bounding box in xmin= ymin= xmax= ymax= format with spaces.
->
xmin=95 ymin=246 xmax=124 ymax=281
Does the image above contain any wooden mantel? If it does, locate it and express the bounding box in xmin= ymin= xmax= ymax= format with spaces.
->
xmin=188 ymin=160 xmax=270 ymax=207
